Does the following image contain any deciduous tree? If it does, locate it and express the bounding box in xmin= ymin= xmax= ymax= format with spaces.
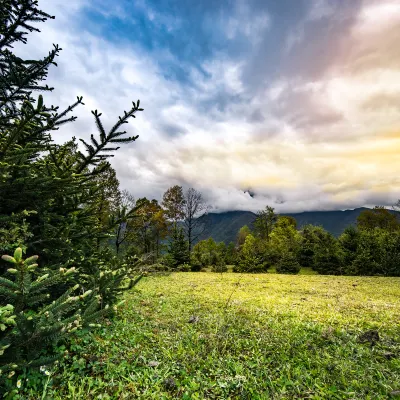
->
xmin=357 ymin=206 xmax=400 ymax=232
xmin=162 ymin=185 xmax=185 ymax=230
xmin=236 ymin=225 xmax=251 ymax=248
xmin=254 ymin=206 xmax=277 ymax=241
xmin=183 ymin=187 xmax=209 ymax=252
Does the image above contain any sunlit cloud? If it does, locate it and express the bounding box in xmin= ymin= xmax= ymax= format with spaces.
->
xmin=21 ymin=0 xmax=400 ymax=212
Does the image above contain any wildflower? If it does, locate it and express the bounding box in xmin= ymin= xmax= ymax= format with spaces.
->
xmin=17 ymin=379 xmax=21 ymax=388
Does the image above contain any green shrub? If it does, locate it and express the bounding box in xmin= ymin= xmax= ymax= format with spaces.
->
xmin=276 ymin=252 xmax=301 ymax=274
xmin=190 ymin=255 xmax=203 ymax=271
xmin=211 ymin=264 xmax=228 ymax=273
xmin=177 ymin=263 xmax=191 ymax=272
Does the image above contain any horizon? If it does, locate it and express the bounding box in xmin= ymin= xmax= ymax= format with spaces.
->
xmin=19 ymin=0 xmax=400 ymax=213
xmin=206 ymin=205 xmax=385 ymax=215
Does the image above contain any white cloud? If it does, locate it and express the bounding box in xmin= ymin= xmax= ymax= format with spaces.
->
xmin=12 ymin=0 xmax=400 ymax=213
xmin=356 ymin=1 xmax=400 ymax=34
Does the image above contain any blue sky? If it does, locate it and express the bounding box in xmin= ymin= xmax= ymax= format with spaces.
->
xmin=20 ymin=0 xmax=400 ymax=212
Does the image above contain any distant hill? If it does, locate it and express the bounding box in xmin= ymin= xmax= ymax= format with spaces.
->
xmin=195 ymin=207 xmax=397 ymax=245
xmin=196 ymin=210 xmax=257 ymax=244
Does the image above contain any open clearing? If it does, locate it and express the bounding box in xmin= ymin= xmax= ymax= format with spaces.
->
xmin=45 ymin=273 xmax=400 ymax=399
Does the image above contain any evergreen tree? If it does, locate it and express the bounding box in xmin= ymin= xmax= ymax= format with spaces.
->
xmin=312 ymin=231 xmax=344 ymax=275
xmin=338 ymin=226 xmax=360 ymax=267
xmin=166 ymin=227 xmax=189 ymax=268
xmin=0 ymin=0 xmax=145 ymax=380
xmin=276 ymin=252 xmax=301 ymax=274
xmin=225 ymin=242 xmax=237 ymax=265
xmin=378 ymin=231 xmax=400 ymax=276
xmin=0 ymin=248 xmax=98 ymax=373
xmin=298 ymin=225 xmax=319 ymax=267
xmin=0 ymin=0 xmax=143 ymax=265
xmin=349 ymin=229 xmax=400 ymax=276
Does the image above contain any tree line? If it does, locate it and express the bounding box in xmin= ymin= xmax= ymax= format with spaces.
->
xmin=190 ymin=205 xmax=400 ymax=276
xmin=114 ymin=185 xmax=400 ymax=278
xmin=98 ymin=174 xmax=400 ymax=278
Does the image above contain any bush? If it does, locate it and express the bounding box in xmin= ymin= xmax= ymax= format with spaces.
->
xmin=177 ymin=263 xmax=191 ymax=272
xmin=190 ymin=256 xmax=203 ymax=272
xmin=311 ymin=230 xmax=344 ymax=275
xmin=313 ymin=252 xmax=344 ymax=275
xmin=191 ymin=238 xmax=227 ymax=269
xmin=148 ymin=263 xmax=171 ymax=272
xmin=276 ymin=252 xmax=301 ymax=274
xmin=211 ymin=264 xmax=228 ymax=273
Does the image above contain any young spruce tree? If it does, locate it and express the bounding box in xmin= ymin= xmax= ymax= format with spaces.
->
xmin=0 ymin=0 xmax=144 ymax=384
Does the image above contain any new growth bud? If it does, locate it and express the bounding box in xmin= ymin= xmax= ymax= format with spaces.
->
xmin=13 ymin=248 xmax=22 ymax=262
xmin=2 ymin=255 xmax=16 ymax=264
xmin=7 ymin=268 xmax=17 ymax=274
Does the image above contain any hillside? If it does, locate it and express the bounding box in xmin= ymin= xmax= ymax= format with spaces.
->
xmin=197 ymin=210 xmax=257 ymax=244
xmin=196 ymin=207 xmax=396 ymax=244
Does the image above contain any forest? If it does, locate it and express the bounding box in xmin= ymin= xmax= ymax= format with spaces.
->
xmin=1 ymin=1 xmax=400 ymax=399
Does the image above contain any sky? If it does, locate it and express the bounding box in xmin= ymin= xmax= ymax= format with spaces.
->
xmin=18 ymin=0 xmax=400 ymax=212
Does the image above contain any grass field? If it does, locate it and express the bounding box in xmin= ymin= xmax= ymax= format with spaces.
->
xmin=35 ymin=272 xmax=400 ymax=399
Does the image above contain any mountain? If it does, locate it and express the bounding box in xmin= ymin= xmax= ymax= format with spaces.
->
xmin=195 ymin=207 xmax=393 ymax=245
xmin=197 ymin=210 xmax=257 ymax=244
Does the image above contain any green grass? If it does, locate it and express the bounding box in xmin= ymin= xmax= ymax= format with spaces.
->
xmin=33 ymin=273 xmax=400 ymax=399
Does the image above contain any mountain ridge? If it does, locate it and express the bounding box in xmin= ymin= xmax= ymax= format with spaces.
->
xmin=195 ymin=207 xmax=395 ymax=244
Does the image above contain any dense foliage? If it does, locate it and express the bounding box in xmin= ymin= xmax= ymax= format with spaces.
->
xmin=196 ymin=207 xmax=400 ymax=276
xmin=0 ymin=0 xmax=144 ymax=390
xmin=275 ymin=251 xmax=301 ymax=274
xmin=191 ymin=238 xmax=228 ymax=271
xmin=164 ymin=227 xmax=190 ymax=269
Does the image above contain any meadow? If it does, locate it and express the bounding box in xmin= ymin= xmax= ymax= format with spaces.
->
xmin=35 ymin=272 xmax=400 ymax=399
